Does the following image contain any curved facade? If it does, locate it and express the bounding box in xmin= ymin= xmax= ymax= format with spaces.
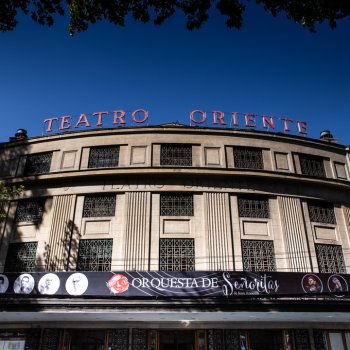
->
xmin=0 ymin=124 xmax=350 ymax=350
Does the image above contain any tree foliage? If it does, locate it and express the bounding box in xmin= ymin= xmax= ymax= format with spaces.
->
xmin=0 ymin=182 xmax=24 ymax=218
xmin=0 ymin=0 xmax=349 ymax=35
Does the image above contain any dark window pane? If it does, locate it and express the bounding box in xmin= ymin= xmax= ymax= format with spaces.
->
xmin=24 ymin=152 xmax=52 ymax=175
xmin=160 ymin=144 xmax=192 ymax=166
xmin=76 ymin=239 xmax=113 ymax=271
xmin=299 ymin=154 xmax=326 ymax=177
xmin=238 ymin=197 xmax=269 ymax=218
xmin=160 ymin=194 xmax=194 ymax=216
xmin=15 ymin=199 xmax=45 ymax=223
xmin=233 ymin=148 xmax=263 ymax=169
xmin=4 ymin=242 xmax=38 ymax=272
xmin=159 ymin=238 xmax=195 ymax=271
xmin=83 ymin=195 xmax=116 ymax=217
xmin=315 ymin=244 xmax=346 ymax=273
xmin=88 ymin=146 xmax=120 ymax=168
xmin=242 ymin=240 xmax=276 ymax=272
xmin=308 ymin=202 xmax=336 ymax=224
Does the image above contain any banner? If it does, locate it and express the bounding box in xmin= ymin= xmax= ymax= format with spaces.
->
xmin=0 ymin=271 xmax=349 ymax=298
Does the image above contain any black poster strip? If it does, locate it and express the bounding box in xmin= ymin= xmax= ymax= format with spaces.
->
xmin=0 ymin=271 xmax=349 ymax=298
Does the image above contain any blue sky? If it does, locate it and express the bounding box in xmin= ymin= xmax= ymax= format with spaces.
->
xmin=0 ymin=3 xmax=349 ymax=144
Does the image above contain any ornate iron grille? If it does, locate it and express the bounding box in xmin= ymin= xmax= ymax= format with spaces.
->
xmin=83 ymin=194 xmax=116 ymax=217
xmin=308 ymin=202 xmax=336 ymax=224
xmin=4 ymin=242 xmax=38 ymax=272
xmin=315 ymin=244 xmax=346 ymax=273
xmin=160 ymin=194 xmax=194 ymax=216
xmin=15 ymin=199 xmax=45 ymax=223
xmin=299 ymin=154 xmax=326 ymax=177
xmin=24 ymin=152 xmax=53 ymax=176
xmin=159 ymin=238 xmax=195 ymax=271
xmin=238 ymin=197 xmax=269 ymax=218
xmin=224 ymin=330 xmax=242 ymax=350
xmin=207 ymin=330 xmax=224 ymax=350
xmin=313 ymin=330 xmax=328 ymax=350
xmin=88 ymin=146 xmax=120 ymax=168
xmin=108 ymin=329 xmax=129 ymax=350
xmin=293 ymin=329 xmax=310 ymax=350
xmin=40 ymin=329 xmax=61 ymax=350
xmin=132 ymin=329 xmax=148 ymax=350
xmin=76 ymin=239 xmax=113 ymax=271
xmin=233 ymin=148 xmax=264 ymax=169
xmin=242 ymin=240 xmax=276 ymax=271
xmin=160 ymin=144 xmax=192 ymax=166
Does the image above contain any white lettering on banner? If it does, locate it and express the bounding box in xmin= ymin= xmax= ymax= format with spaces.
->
xmin=222 ymin=272 xmax=280 ymax=296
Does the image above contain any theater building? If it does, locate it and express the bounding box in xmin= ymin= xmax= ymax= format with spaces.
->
xmin=0 ymin=123 xmax=350 ymax=350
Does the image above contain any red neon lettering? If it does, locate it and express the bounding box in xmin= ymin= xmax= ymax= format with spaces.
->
xmin=244 ymin=113 xmax=256 ymax=127
xmin=113 ymin=110 xmax=126 ymax=124
xmin=92 ymin=111 xmax=108 ymax=126
xmin=262 ymin=115 xmax=275 ymax=129
xmin=297 ymin=120 xmax=307 ymax=135
xmin=279 ymin=118 xmax=293 ymax=132
xmin=74 ymin=114 xmax=91 ymax=128
xmin=231 ymin=112 xmax=239 ymax=126
xmin=132 ymin=109 xmax=148 ymax=123
xmin=44 ymin=118 xmax=58 ymax=132
xmin=59 ymin=116 xmax=72 ymax=130
xmin=190 ymin=110 xmax=206 ymax=124
xmin=212 ymin=111 xmax=227 ymax=125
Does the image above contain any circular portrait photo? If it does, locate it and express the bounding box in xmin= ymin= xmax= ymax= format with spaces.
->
xmin=0 ymin=274 xmax=9 ymax=294
xmin=65 ymin=273 xmax=88 ymax=296
xmin=14 ymin=274 xmax=35 ymax=294
xmin=38 ymin=273 xmax=60 ymax=295
xmin=327 ymin=275 xmax=348 ymax=295
xmin=302 ymin=274 xmax=323 ymax=293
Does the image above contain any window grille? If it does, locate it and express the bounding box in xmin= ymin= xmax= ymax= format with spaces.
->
xmin=238 ymin=197 xmax=269 ymax=218
xmin=83 ymin=194 xmax=116 ymax=217
xmin=308 ymin=202 xmax=336 ymax=224
xmin=293 ymin=330 xmax=310 ymax=350
xmin=242 ymin=240 xmax=276 ymax=272
xmin=108 ymin=329 xmax=129 ymax=350
xmin=88 ymin=146 xmax=120 ymax=168
xmin=76 ymin=239 xmax=113 ymax=271
xmin=315 ymin=244 xmax=346 ymax=273
xmin=4 ymin=242 xmax=38 ymax=272
xmin=24 ymin=152 xmax=53 ymax=175
xmin=132 ymin=329 xmax=148 ymax=350
xmin=233 ymin=148 xmax=263 ymax=169
xmin=15 ymin=199 xmax=45 ymax=223
xmin=160 ymin=144 xmax=192 ymax=166
xmin=299 ymin=154 xmax=326 ymax=177
xmin=159 ymin=238 xmax=195 ymax=271
xmin=160 ymin=193 xmax=194 ymax=216
xmin=40 ymin=329 xmax=61 ymax=350
xmin=312 ymin=330 xmax=328 ymax=350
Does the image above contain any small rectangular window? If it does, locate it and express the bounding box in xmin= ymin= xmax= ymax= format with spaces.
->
xmin=160 ymin=193 xmax=194 ymax=216
xmin=159 ymin=238 xmax=195 ymax=271
xmin=83 ymin=194 xmax=116 ymax=217
xmin=160 ymin=144 xmax=192 ymax=166
xmin=241 ymin=240 xmax=276 ymax=272
xmin=4 ymin=242 xmax=38 ymax=272
xmin=76 ymin=239 xmax=113 ymax=271
xmin=15 ymin=199 xmax=45 ymax=223
xmin=238 ymin=196 xmax=269 ymax=218
xmin=299 ymin=154 xmax=326 ymax=177
xmin=88 ymin=146 xmax=120 ymax=168
xmin=24 ymin=152 xmax=53 ymax=176
xmin=315 ymin=244 xmax=346 ymax=273
xmin=233 ymin=148 xmax=263 ymax=169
